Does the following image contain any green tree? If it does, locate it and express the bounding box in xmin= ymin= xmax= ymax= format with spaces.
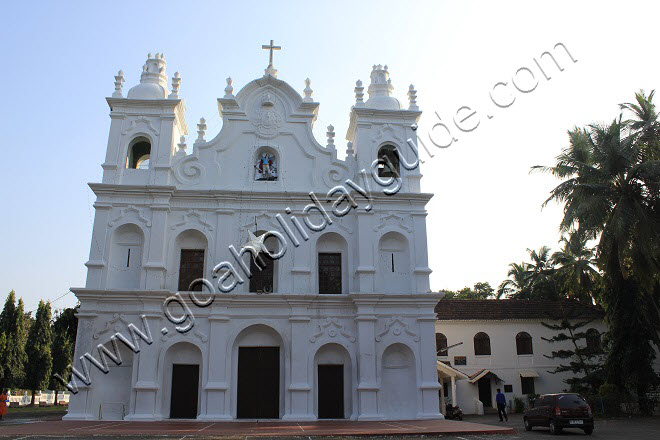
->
xmin=534 ymin=90 xmax=660 ymax=414
xmin=25 ymin=301 xmax=52 ymax=406
xmin=542 ymin=314 xmax=605 ymax=394
xmin=0 ymin=292 xmax=28 ymax=389
xmin=442 ymin=282 xmax=494 ymax=299
xmin=49 ymin=307 xmax=77 ymax=404
xmin=551 ymin=231 xmax=602 ymax=304
xmin=497 ymin=247 xmax=561 ymax=300
xmin=497 ymin=262 xmax=532 ymax=298
xmin=525 ymin=246 xmax=561 ymax=300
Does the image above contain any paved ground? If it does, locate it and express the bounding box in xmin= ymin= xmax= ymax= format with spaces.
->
xmin=0 ymin=411 xmax=658 ymax=439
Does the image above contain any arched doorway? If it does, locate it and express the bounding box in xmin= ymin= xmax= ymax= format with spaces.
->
xmin=314 ymin=343 xmax=352 ymax=419
xmin=380 ymin=343 xmax=417 ymax=419
xmin=161 ymin=341 xmax=202 ymax=419
xmin=233 ymin=324 xmax=283 ymax=419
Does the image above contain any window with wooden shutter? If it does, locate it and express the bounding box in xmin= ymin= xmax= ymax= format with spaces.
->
xmin=435 ymin=333 xmax=448 ymax=356
xmin=474 ymin=332 xmax=491 ymax=356
xmin=319 ymin=253 xmax=342 ymax=294
xmin=178 ymin=249 xmax=205 ymax=291
xmin=516 ymin=332 xmax=533 ymax=355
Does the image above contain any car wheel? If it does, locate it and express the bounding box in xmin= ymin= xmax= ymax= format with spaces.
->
xmin=584 ymin=427 xmax=593 ymax=435
xmin=524 ymin=417 xmax=533 ymax=431
xmin=549 ymin=419 xmax=562 ymax=435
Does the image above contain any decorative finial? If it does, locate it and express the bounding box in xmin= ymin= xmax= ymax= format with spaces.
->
xmin=303 ymin=78 xmax=313 ymax=102
xmin=262 ymin=39 xmax=282 ymax=77
xmin=175 ymin=135 xmax=187 ymax=157
xmin=224 ymin=77 xmax=234 ymax=98
xmin=148 ymin=53 xmax=153 ymax=59
xmin=168 ymin=72 xmax=181 ymax=99
xmin=346 ymin=141 xmax=354 ymax=157
xmin=112 ymin=70 xmax=125 ymax=97
xmin=408 ymin=84 xmax=418 ymax=110
xmin=196 ymin=117 xmax=207 ymax=144
xmin=326 ymin=125 xmax=335 ymax=148
xmin=354 ymin=80 xmax=365 ymax=107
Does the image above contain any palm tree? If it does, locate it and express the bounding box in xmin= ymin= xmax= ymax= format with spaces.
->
xmin=497 ymin=262 xmax=531 ymax=299
xmin=525 ymin=246 xmax=562 ymax=300
xmin=533 ymin=90 xmax=660 ymax=414
xmin=551 ymin=231 xmax=602 ymax=304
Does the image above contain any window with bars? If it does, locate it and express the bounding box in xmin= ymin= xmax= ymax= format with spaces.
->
xmin=178 ymin=249 xmax=205 ymax=291
xmin=516 ymin=332 xmax=533 ymax=355
xmin=318 ymin=253 xmax=342 ymax=294
xmin=521 ymin=376 xmax=536 ymax=395
xmin=474 ymin=332 xmax=491 ymax=356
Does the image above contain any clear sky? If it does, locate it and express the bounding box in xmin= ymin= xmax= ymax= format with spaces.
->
xmin=1 ymin=0 xmax=658 ymax=312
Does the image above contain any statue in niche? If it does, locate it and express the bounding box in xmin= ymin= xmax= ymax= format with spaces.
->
xmin=255 ymin=152 xmax=278 ymax=181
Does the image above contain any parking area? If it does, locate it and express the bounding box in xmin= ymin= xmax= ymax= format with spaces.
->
xmin=459 ymin=413 xmax=660 ymax=439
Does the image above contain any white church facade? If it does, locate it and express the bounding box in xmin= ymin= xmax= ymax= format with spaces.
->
xmin=65 ymin=45 xmax=442 ymax=421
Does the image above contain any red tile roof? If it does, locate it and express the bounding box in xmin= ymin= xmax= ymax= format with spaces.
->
xmin=435 ymin=299 xmax=605 ymax=320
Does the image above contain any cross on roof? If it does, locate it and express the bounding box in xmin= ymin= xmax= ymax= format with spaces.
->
xmin=262 ymin=40 xmax=281 ymax=71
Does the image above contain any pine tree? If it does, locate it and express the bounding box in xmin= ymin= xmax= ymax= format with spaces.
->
xmin=25 ymin=301 xmax=52 ymax=406
xmin=542 ymin=317 xmax=605 ymax=394
xmin=0 ymin=292 xmax=28 ymax=389
xmin=49 ymin=307 xmax=77 ymax=404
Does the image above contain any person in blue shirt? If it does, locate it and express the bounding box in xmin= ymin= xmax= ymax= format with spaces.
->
xmin=496 ymin=388 xmax=508 ymax=421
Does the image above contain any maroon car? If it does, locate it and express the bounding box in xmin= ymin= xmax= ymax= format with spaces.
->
xmin=523 ymin=393 xmax=594 ymax=435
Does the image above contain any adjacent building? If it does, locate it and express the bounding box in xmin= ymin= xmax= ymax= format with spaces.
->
xmin=434 ymin=299 xmax=607 ymax=415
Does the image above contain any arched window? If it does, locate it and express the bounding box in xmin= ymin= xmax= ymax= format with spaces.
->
xmin=126 ymin=137 xmax=151 ymax=169
xmin=317 ymin=232 xmax=348 ymax=295
xmin=175 ymin=230 xmax=208 ymax=292
xmin=586 ymin=328 xmax=601 ymax=352
xmin=436 ymin=333 xmax=448 ymax=356
xmin=516 ymin=332 xmax=533 ymax=355
xmin=474 ymin=332 xmax=491 ymax=356
xmin=249 ymin=230 xmax=279 ymax=293
xmin=377 ymin=145 xmax=400 ymax=177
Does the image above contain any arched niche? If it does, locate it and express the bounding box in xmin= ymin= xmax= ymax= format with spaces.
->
xmin=126 ymin=136 xmax=151 ymax=170
xmin=231 ymin=324 xmax=285 ymax=419
xmin=313 ymin=343 xmax=352 ymax=419
xmin=316 ymin=232 xmax=348 ymax=294
xmin=160 ymin=341 xmax=203 ymax=419
xmin=93 ymin=342 xmax=134 ymax=420
xmin=377 ymin=231 xmax=411 ymax=294
xmin=108 ymin=223 xmax=144 ymax=289
xmin=253 ymin=146 xmax=279 ymax=181
xmin=173 ymin=229 xmax=208 ymax=292
xmin=380 ymin=343 xmax=417 ymax=419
